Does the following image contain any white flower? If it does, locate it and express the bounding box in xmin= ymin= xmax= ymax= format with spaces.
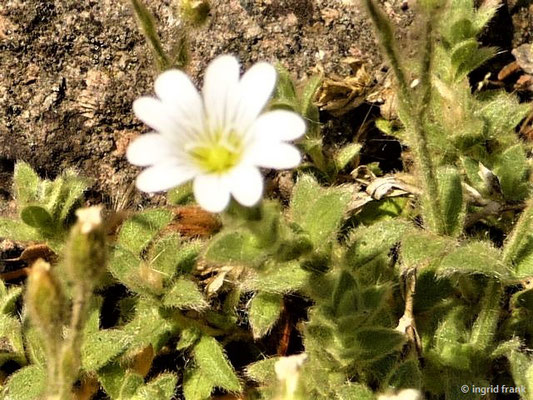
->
xmin=127 ymin=55 xmax=306 ymax=212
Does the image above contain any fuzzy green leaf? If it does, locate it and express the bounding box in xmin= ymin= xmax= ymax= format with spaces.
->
xmin=249 ymin=292 xmax=283 ymax=339
xmin=193 ymin=336 xmax=241 ymax=392
xmin=437 ymin=241 xmax=505 ymax=277
xmin=20 ymin=206 xmax=54 ymax=231
xmin=335 ymin=143 xmax=362 ymax=171
xmin=346 ymin=220 xmax=412 ymax=267
xmin=118 ymin=209 xmax=173 ymax=255
xmin=401 ymin=232 xmax=454 ymax=269
xmin=177 ymin=328 xmax=201 ymax=350
xmin=132 ymin=373 xmax=177 ymax=400
xmin=0 ymin=283 xmax=23 ymax=316
xmin=98 ymin=363 xmax=144 ymax=400
xmin=493 ymin=144 xmax=529 ymax=202
xmin=245 ymin=357 xmax=279 ymax=384
xmin=13 ymin=162 xmax=40 ymax=205
xmin=82 ymin=329 xmax=132 ymax=371
xmin=57 ymin=170 xmax=88 ymax=222
xmin=386 ymin=359 xmax=423 ymax=390
xmin=507 ymin=350 xmax=533 ymax=399
xmin=475 ymin=90 xmax=531 ymax=139
xmin=436 ymin=166 xmax=464 ymax=236
xmin=204 ymin=230 xmax=263 ymax=265
xmin=0 ymin=218 xmax=38 ymax=242
xmin=346 ymin=327 xmax=406 ymax=362
xmin=23 ymin=326 xmax=47 ymax=367
xmin=300 ymin=75 xmax=322 ymax=120
xmin=0 ymin=315 xmax=26 ymax=367
xmin=243 ymin=261 xmax=312 ymax=293
xmin=291 ymin=175 xmax=350 ymax=246
xmin=124 ymin=300 xmax=174 ymax=351
xmin=167 ymin=182 xmax=193 ymax=205
xmin=4 ymin=365 xmax=46 ymax=400
xmin=273 ymin=64 xmax=298 ymax=111
xmin=183 ymin=367 xmax=214 ymax=400
xmin=335 ymin=383 xmax=375 ymax=400
xmin=108 ymin=246 xmax=143 ymax=292
xmin=149 ymin=234 xmax=181 ymax=280
xmin=163 ymin=278 xmax=207 ymax=310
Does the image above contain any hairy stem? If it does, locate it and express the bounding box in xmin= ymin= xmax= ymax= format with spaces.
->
xmin=363 ymin=0 xmax=444 ymax=233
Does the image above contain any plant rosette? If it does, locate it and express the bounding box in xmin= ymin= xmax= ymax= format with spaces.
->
xmin=127 ymin=55 xmax=306 ymax=212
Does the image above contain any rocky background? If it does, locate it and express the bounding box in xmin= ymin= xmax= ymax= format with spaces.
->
xmin=0 ymin=0 xmax=531 ymax=213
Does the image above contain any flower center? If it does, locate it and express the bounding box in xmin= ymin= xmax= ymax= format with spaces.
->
xmin=188 ymin=132 xmax=242 ymax=173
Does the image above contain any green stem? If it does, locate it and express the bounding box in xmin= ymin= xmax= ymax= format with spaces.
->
xmin=52 ymin=286 xmax=91 ymax=400
xmin=363 ymin=0 xmax=444 ymax=233
xmin=130 ymin=0 xmax=171 ymax=71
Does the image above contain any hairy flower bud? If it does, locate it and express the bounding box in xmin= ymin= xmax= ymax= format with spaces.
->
xmin=26 ymin=259 xmax=66 ymax=343
xmin=65 ymin=206 xmax=107 ymax=287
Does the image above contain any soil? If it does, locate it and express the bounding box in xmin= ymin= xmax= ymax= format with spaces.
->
xmin=0 ymin=0 xmax=531 ymax=208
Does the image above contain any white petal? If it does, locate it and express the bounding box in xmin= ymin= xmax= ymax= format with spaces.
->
xmin=229 ymin=166 xmax=263 ymax=207
xmin=133 ymin=97 xmax=179 ymax=137
xmin=203 ymin=55 xmax=240 ymax=132
xmin=193 ymin=174 xmax=231 ymax=213
xmin=126 ymin=133 xmax=175 ymax=166
xmin=234 ymin=62 xmax=277 ymax=131
xmin=249 ymin=110 xmax=306 ymax=142
xmin=252 ymin=142 xmax=302 ymax=169
xmin=136 ymin=164 xmax=196 ymax=193
xmin=154 ymin=69 xmax=205 ymax=131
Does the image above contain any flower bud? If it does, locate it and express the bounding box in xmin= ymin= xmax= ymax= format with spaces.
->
xmin=65 ymin=206 xmax=107 ymax=287
xmin=26 ymin=259 xmax=66 ymax=342
xmin=179 ymin=0 xmax=210 ymax=26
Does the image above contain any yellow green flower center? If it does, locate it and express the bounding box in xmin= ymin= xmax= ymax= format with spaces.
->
xmin=189 ymin=132 xmax=242 ymax=173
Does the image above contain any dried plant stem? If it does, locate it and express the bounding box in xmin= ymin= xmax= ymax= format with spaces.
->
xmin=396 ymin=268 xmax=422 ymax=358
